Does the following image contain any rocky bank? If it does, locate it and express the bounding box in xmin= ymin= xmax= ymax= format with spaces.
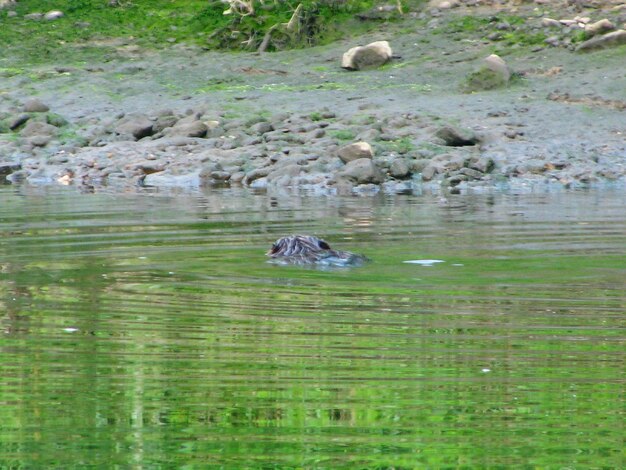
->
xmin=1 ymin=0 xmax=625 ymax=194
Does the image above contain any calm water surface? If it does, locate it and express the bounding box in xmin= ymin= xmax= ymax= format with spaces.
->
xmin=0 ymin=185 xmax=624 ymax=468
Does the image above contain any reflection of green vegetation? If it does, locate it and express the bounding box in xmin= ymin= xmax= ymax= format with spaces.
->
xmin=0 ymin=189 xmax=624 ymax=468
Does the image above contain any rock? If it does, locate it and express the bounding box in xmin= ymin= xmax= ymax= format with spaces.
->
xmin=389 ymin=158 xmax=411 ymax=178
xmin=421 ymin=163 xmax=441 ymax=181
xmin=267 ymin=164 xmax=302 ymax=186
xmin=0 ymin=0 xmax=17 ymax=9
xmin=8 ymin=113 xmax=30 ymax=130
xmin=250 ymin=121 xmax=274 ymax=135
xmin=46 ymin=113 xmax=68 ymax=127
xmin=115 ymin=114 xmax=154 ymax=140
xmin=356 ymin=4 xmax=401 ymax=20
xmin=435 ymin=126 xmax=480 ymax=147
xmin=24 ymin=12 xmax=43 ymax=20
xmin=541 ymin=18 xmax=562 ymax=28
xmin=468 ymin=156 xmax=495 ymax=173
xmin=584 ymin=19 xmax=615 ymax=36
xmin=337 ymin=141 xmax=374 ymax=163
xmin=23 ymin=98 xmax=50 ymax=113
xmin=20 ymin=121 xmax=58 ymax=137
xmin=337 ymin=158 xmax=384 ymax=184
xmin=166 ymin=120 xmax=208 ymax=138
xmin=0 ymin=162 xmax=21 ymax=177
xmin=341 ymin=41 xmax=392 ymax=71
xmin=483 ymin=54 xmax=511 ymax=82
xmin=142 ymin=171 xmax=202 ymax=187
xmin=152 ymin=114 xmax=178 ymax=133
xmin=27 ymin=135 xmax=53 ymax=147
xmin=577 ymin=29 xmax=626 ymax=51
xmin=545 ymin=36 xmax=560 ymax=47
xmin=458 ymin=167 xmax=484 ymax=180
xmin=44 ymin=10 xmax=64 ymax=20
xmin=243 ymin=167 xmax=271 ymax=185
xmin=463 ymin=54 xmax=510 ymax=92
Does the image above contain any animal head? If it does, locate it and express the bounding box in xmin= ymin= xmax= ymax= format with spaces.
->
xmin=267 ymin=235 xmax=333 ymax=257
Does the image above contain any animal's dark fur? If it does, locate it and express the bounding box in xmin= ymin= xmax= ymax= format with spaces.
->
xmin=267 ymin=235 xmax=367 ymax=267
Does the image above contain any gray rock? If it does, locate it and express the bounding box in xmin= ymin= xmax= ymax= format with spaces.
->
xmin=115 ymin=115 xmax=154 ymax=140
xmin=250 ymin=121 xmax=274 ymax=135
xmin=577 ymin=29 xmax=626 ymax=51
xmin=341 ymin=41 xmax=393 ymax=71
xmin=0 ymin=162 xmax=21 ymax=177
xmin=463 ymin=54 xmax=511 ymax=91
xmin=44 ymin=10 xmax=64 ymax=20
xmin=23 ymin=98 xmax=50 ymax=113
xmin=337 ymin=141 xmax=374 ymax=163
xmin=20 ymin=121 xmax=58 ymax=137
xmin=142 ymin=171 xmax=202 ymax=187
xmin=468 ymin=156 xmax=495 ymax=173
xmin=152 ymin=114 xmax=178 ymax=133
xmin=458 ymin=167 xmax=484 ymax=180
xmin=435 ymin=126 xmax=480 ymax=147
xmin=27 ymin=135 xmax=53 ymax=147
xmin=243 ymin=167 xmax=271 ymax=185
xmin=337 ymin=158 xmax=384 ymax=184
xmin=421 ymin=163 xmax=442 ymax=181
xmin=167 ymin=120 xmax=208 ymax=138
xmin=389 ymin=158 xmax=411 ymax=178
xmin=25 ymin=12 xmax=43 ymax=20
xmin=584 ymin=19 xmax=615 ymax=37
xmin=541 ymin=18 xmax=561 ymax=28
xmin=0 ymin=0 xmax=17 ymax=10
xmin=267 ymin=164 xmax=301 ymax=184
xmin=483 ymin=54 xmax=511 ymax=82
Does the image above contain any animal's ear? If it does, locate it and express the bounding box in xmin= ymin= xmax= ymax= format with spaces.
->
xmin=318 ymin=240 xmax=331 ymax=250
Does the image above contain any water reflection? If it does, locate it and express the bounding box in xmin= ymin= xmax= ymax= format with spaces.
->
xmin=0 ymin=185 xmax=624 ymax=468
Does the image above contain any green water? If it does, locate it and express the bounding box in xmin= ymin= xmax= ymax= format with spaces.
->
xmin=0 ymin=186 xmax=624 ymax=469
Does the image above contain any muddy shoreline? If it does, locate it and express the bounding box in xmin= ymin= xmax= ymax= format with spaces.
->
xmin=1 ymin=2 xmax=625 ymax=194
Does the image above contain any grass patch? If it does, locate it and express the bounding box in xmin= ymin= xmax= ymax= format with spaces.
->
xmin=329 ymin=129 xmax=356 ymax=141
xmin=0 ymin=0 xmax=401 ymax=64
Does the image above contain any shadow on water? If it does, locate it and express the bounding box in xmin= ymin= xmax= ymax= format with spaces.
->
xmin=0 ymin=185 xmax=624 ymax=468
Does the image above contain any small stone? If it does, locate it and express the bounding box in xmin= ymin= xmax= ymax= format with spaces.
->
xmin=483 ymin=54 xmax=511 ymax=82
xmin=435 ymin=126 xmax=480 ymax=147
xmin=541 ymin=18 xmax=561 ymax=28
xmin=584 ymin=19 xmax=615 ymax=37
xmin=23 ymin=98 xmax=50 ymax=113
xmin=115 ymin=114 xmax=154 ymax=140
xmin=421 ymin=164 xmax=440 ymax=181
xmin=458 ymin=167 xmax=484 ymax=180
xmin=250 ymin=121 xmax=274 ymax=135
xmin=24 ymin=12 xmax=43 ymax=20
xmin=28 ymin=135 xmax=53 ymax=147
xmin=341 ymin=41 xmax=393 ymax=71
xmin=20 ymin=121 xmax=58 ymax=137
xmin=337 ymin=158 xmax=384 ymax=184
xmin=577 ymin=29 xmax=626 ymax=51
xmin=389 ymin=158 xmax=411 ymax=178
xmin=337 ymin=141 xmax=374 ymax=163
xmin=44 ymin=10 xmax=64 ymax=20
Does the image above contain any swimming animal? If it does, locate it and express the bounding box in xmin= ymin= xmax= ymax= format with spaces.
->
xmin=267 ymin=235 xmax=368 ymax=267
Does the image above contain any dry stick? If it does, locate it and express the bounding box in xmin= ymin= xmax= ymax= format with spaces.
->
xmin=258 ymin=3 xmax=302 ymax=52
xmin=258 ymin=24 xmax=279 ymax=52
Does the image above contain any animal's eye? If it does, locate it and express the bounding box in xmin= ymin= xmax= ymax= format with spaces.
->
xmin=318 ymin=240 xmax=331 ymax=250
xmin=270 ymin=243 xmax=279 ymax=254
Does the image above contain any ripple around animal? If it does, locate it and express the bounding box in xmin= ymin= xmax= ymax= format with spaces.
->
xmin=0 ymin=186 xmax=625 ymax=468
